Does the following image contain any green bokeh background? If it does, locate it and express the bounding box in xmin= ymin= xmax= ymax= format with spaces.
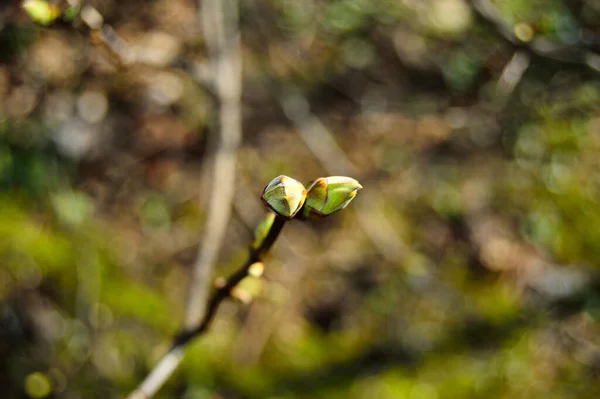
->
xmin=2 ymin=0 xmax=600 ymax=398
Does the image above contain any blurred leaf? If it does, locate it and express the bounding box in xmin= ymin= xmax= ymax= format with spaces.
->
xmin=102 ymin=281 xmax=177 ymax=333
xmin=139 ymin=194 xmax=171 ymax=230
xmin=51 ymin=191 xmax=95 ymax=228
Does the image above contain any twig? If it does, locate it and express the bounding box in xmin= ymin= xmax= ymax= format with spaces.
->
xmin=496 ymin=50 xmax=530 ymax=99
xmin=178 ymin=215 xmax=286 ymax=341
xmin=230 ymin=176 xmax=312 ymax=365
xmin=127 ymin=215 xmax=287 ymax=399
xmin=185 ymin=0 xmax=242 ymax=330
xmin=127 ymin=0 xmax=242 ymax=397
xmin=79 ymin=5 xmax=217 ymax=93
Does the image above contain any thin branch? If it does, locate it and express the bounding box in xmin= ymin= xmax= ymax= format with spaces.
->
xmin=230 ymin=177 xmax=313 ymax=365
xmin=175 ymin=215 xmax=286 ymax=345
xmin=128 ymin=0 xmax=243 ymax=397
xmin=128 ymin=347 xmax=184 ymax=399
xmin=496 ymin=50 xmax=530 ymax=98
xmin=78 ymin=5 xmax=217 ymax=93
xmin=127 ymin=215 xmax=287 ymax=399
xmin=185 ymin=0 xmax=243 ymax=330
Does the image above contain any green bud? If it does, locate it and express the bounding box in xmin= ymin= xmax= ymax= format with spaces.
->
xmin=22 ymin=0 xmax=61 ymax=26
xmin=261 ymin=175 xmax=307 ymax=219
xmin=252 ymin=212 xmax=275 ymax=250
xmin=303 ymin=176 xmax=362 ymax=220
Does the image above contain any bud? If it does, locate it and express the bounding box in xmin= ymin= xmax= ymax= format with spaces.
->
xmin=251 ymin=213 xmax=275 ymax=250
xmin=261 ymin=175 xmax=307 ymax=219
xmin=230 ymin=287 xmax=252 ymax=305
xmin=303 ymin=176 xmax=362 ymax=219
xmin=22 ymin=0 xmax=61 ymax=25
xmin=248 ymin=262 xmax=265 ymax=277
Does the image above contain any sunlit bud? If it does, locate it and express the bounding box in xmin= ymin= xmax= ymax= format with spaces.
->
xmin=214 ymin=277 xmax=226 ymax=289
xmin=303 ymin=176 xmax=362 ymax=219
xmin=248 ymin=262 xmax=265 ymax=278
xmin=261 ymin=175 xmax=307 ymax=219
xmin=230 ymin=287 xmax=252 ymax=304
xmin=252 ymin=213 xmax=275 ymax=250
xmin=234 ymin=277 xmax=263 ymax=303
xmin=22 ymin=0 xmax=61 ymax=25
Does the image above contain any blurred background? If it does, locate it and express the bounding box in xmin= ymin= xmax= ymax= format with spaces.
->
xmin=2 ymin=0 xmax=600 ymax=398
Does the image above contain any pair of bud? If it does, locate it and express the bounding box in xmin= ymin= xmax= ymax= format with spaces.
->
xmin=261 ymin=175 xmax=362 ymax=220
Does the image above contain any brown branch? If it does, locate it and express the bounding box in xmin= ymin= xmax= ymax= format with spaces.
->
xmin=127 ymin=215 xmax=287 ymax=399
xmin=175 ymin=215 xmax=286 ymax=346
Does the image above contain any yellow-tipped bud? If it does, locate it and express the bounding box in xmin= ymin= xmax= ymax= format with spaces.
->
xmin=261 ymin=175 xmax=307 ymax=219
xmin=303 ymin=176 xmax=362 ymax=220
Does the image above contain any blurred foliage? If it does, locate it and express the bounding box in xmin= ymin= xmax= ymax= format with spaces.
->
xmin=2 ymin=0 xmax=600 ymax=398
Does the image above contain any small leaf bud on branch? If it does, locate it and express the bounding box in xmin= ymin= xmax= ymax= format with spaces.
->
xmin=261 ymin=175 xmax=307 ymax=219
xmin=302 ymin=176 xmax=363 ymax=220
